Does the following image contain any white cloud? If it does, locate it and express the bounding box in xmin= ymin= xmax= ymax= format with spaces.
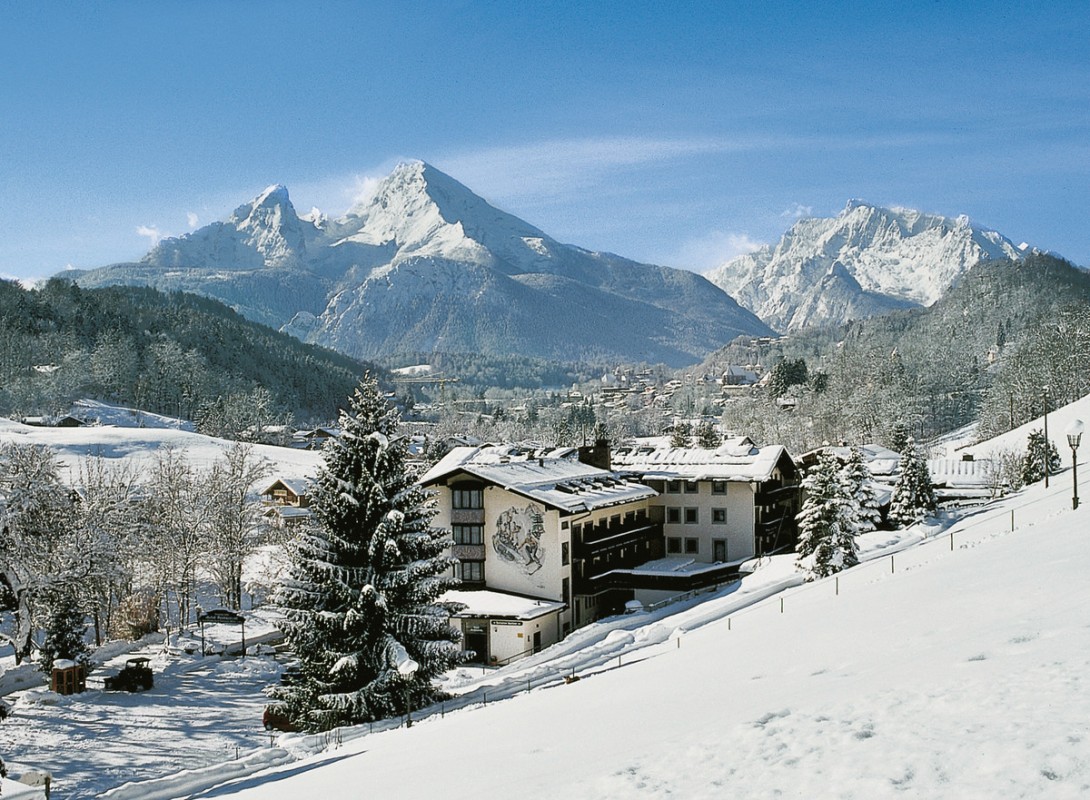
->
xmin=187 ymin=212 xmax=200 ymax=229
xmin=435 ymin=136 xmax=752 ymax=201
xmin=136 ymin=225 xmax=164 ymax=247
xmin=350 ymin=174 xmax=383 ymax=207
xmin=669 ymin=230 xmax=766 ymax=271
xmin=781 ymin=203 xmax=813 ymax=219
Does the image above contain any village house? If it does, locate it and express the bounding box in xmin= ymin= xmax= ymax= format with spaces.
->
xmin=260 ymin=477 xmax=312 ymax=526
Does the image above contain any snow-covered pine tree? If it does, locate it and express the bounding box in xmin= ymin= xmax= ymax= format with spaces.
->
xmin=888 ymin=438 xmax=937 ymax=528
xmin=886 ymin=420 xmax=911 ymax=454
xmin=843 ymin=447 xmax=882 ymax=533
xmin=670 ymin=421 xmax=692 ymax=448
xmin=269 ymin=375 xmax=463 ymax=731
xmin=694 ymin=420 xmax=722 ymax=449
xmin=39 ymin=586 xmax=90 ymax=674
xmin=795 ymin=451 xmax=859 ymax=580
xmin=1020 ymin=428 xmax=1061 ymax=485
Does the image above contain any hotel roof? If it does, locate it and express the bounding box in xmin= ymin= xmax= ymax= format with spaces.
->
xmin=419 ymin=445 xmax=657 ymax=513
xmin=610 ymin=437 xmax=792 ymax=482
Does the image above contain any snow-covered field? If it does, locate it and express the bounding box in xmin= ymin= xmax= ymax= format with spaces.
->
xmin=0 ymin=405 xmax=322 ymax=484
xmin=3 ymin=401 xmax=1089 ymax=798
xmin=207 ymin=465 xmax=1090 ymax=800
xmin=0 ymin=458 xmax=1082 ymax=798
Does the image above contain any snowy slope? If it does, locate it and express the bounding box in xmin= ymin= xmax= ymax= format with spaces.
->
xmin=0 ymin=416 xmax=322 ymax=484
xmin=706 ymin=200 xmax=1026 ymax=332
xmin=67 ymin=162 xmax=773 ymax=366
xmin=87 ymin=455 xmax=1090 ymax=799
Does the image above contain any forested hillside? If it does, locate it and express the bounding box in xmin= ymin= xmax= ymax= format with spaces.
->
xmin=0 ymin=279 xmax=374 ymax=425
xmin=701 ymin=253 xmax=1090 ymax=452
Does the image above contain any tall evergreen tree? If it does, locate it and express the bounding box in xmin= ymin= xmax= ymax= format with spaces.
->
xmin=39 ymin=586 xmax=90 ymax=674
xmin=1020 ymin=428 xmax=1061 ymax=485
xmin=795 ymin=451 xmax=859 ymax=580
xmin=886 ymin=420 xmax=911 ymax=455
xmin=888 ymin=438 xmax=937 ymax=528
xmin=843 ymin=447 xmax=882 ymax=533
xmin=269 ymin=375 xmax=463 ymax=731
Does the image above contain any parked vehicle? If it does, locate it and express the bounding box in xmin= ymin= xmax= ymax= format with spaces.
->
xmin=104 ymin=657 xmax=153 ymax=692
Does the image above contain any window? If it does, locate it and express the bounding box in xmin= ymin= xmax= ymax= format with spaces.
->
xmin=684 ymin=480 xmax=699 ymax=494
xmin=667 ymin=507 xmax=681 ymax=524
xmin=666 ymin=480 xmax=682 ymax=494
xmin=459 ymin=561 xmax=484 ymax=582
xmin=562 ymin=577 xmax=570 ymax=605
xmin=712 ymin=508 xmax=727 ymax=525
xmin=711 ymin=480 xmax=727 ymax=495
xmin=452 ymin=488 xmax=483 ymax=509
xmin=562 ymin=541 xmax=570 ymax=566
xmin=667 ymin=537 xmax=682 ymax=554
xmin=684 ymin=538 xmax=699 ymax=554
xmin=610 ymin=514 xmax=621 ymax=529
xmin=684 ymin=507 xmax=698 ymax=525
xmin=452 ymin=524 xmax=483 ymax=544
xmin=561 ymin=520 xmax=569 ymax=529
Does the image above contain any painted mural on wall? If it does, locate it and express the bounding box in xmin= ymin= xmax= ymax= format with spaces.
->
xmin=493 ymin=504 xmax=546 ymax=576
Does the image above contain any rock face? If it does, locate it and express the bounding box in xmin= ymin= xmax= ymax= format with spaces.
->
xmin=67 ymin=161 xmax=773 ymax=366
xmin=705 ymin=200 xmax=1026 ymax=332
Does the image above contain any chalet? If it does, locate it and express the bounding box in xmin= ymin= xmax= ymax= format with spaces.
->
xmin=260 ymin=478 xmax=312 ymax=526
xmin=292 ymin=427 xmax=340 ymax=450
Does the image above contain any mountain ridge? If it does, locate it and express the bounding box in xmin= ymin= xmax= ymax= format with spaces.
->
xmin=705 ymin=200 xmax=1027 ymax=332
xmin=65 ymin=161 xmax=773 ymax=367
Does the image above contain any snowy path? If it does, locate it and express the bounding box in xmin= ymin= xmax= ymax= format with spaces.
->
xmin=0 ymin=655 xmax=281 ymax=799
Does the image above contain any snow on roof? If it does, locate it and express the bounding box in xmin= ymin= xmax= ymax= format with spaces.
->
xmin=262 ymin=477 xmax=310 ymax=496
xmin=444 ymin=589 xmax=565 ymax=620
xmin=928 ymin=458 xmax=996 ymax=488
xmin=611 ymin=437 xmax=790 ymax=482
xmin=801 ymin=443 xmax=902 ymax=477
xmin=419 ymin=445 xmax=656 ymax=513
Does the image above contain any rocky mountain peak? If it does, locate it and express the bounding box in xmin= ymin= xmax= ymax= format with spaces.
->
xmin=705 ymin=201 xmax=1026 ymax=332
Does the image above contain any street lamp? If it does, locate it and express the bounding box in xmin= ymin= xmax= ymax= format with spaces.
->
xmin=1043 ymin=385 xmax=1051 ymax=488
xmin=398 ymin=656 xmax=419 ymax=728
xmin=1066 ymin=419 xmax=1084 ymax=510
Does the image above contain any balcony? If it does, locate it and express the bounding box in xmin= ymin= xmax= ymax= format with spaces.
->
xmin=451 ymin=508 xmax=486 ymax=525
xmin=452 ymin=544 xmax=486 ymax=561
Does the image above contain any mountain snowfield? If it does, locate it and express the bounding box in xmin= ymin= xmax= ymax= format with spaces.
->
xmin=22 ymin=417 xmax=1078 ymax=799
xmin=67 ymin=161 xmax=772 ymax=366
xmin=705 ymin=200 xmax=1027 ymax=332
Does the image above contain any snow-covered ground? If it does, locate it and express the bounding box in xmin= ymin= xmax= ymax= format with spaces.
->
xmin=934 ymin=390 xmax=1090 ymax=462
xmin=0 ymin=456 xmax=1080 ymax=798
xmin=0 ymin=612 xmax=286 ymax=799
xmin=3 ymin=401 xmax=1089 ymax=797
xmin=0 ymin=408 xmax=322 ymax=484
xmin=194 ymin=463 xmax=1090 ymax=799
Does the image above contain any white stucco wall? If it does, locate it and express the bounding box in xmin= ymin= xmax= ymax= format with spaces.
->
xmin=658 ymin=480 xmax=756 ymax=562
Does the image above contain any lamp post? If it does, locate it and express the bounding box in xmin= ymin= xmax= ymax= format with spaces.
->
xmin=1066 ymin=419 xmax=1084 ymax=510
xmin=1043 ymin=385 xmax=1051 ymax=488
xmin=398 ymin=656 xmax=419 ymax=728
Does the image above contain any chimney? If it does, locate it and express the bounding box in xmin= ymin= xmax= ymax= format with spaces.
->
xmin=578 ymin=437 xmax=612 ymax=471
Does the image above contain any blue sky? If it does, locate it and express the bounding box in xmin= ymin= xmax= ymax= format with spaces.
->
xmin=2 ymin=1 xmax=1089 ymax=281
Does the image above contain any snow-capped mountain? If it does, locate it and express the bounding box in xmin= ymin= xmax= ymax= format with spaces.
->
xmin=705 ymin=200 xmax=1026 ymax=332
xmin=67 ymin=162 xmax=773 ymax=366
